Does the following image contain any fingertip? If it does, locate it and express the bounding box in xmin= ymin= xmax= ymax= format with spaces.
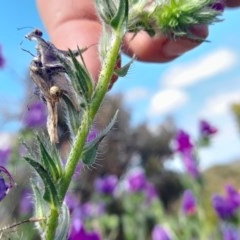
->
xmin=189 ymin=25 xmax=209 ymax=39
xmin=123 ymin=31 xmax=172 ymax=62
xmin=163 ymin=25 xmax=208 ymax=58
xmin=123 ymin=25 xmax=208 ymax=62
xmin=49 ymin=20 xmax=102 ymax=82
xmin=225 ymin=0 xmax=240 ymax=7
xmin=37 ymin=0 xmax=101 ymax=81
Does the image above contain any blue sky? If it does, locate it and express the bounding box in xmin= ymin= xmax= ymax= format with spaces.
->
xmin=0 ymin=1 xmax=240 ymax=170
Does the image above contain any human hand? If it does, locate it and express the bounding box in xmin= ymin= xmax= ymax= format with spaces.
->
xmin=37 ymin=0 xmax=240 ymax=82
xmin=226 ymin=0 xmax=240 ymax=7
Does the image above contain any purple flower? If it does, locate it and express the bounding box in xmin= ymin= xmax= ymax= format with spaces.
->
xmin=144 ymin=181 xmax=158 ymax=203
xmin=210 ymin=0 xmax=225 ymax=11
xmin=175 ymin=130 xmax=194 ymax=154
xmin=212 ymin=194 xmax=233 ymax=219
xmin=64 ymin=192 xmax=80 ymax=213
xmin=0 ymin=176 xmax=8 ymax=201
xmin=0 ymin=166 xmax=14 ymax=201
xmin=152 ymin=225 xmax=172 ymax=240
xmin=127 ymin=169 xmax=147 ymax=192
xmin=174 ymin=130 xmax=199 ymax=178
xmin=225 ymin=185 xmax=240 ymax=209
xmin=87 ymin=127 xmax=98 ymax=142
xmin=0 ymin=45 xmax=6 ymax=69
xmin=69 ymin=218 xmax=101 ymax=240
xmin=222 ymin=225 xmax=240 ymax=240
xmin=94 ymin=175 xmax=118 ymax=195
xmin=19 ymin=189 xmax=33 ymax=215
xmin=199 ymin=120 xmax=218 ymax=138
xmin=81 ymin=202 xmax=105 ymax=219
xmin=0 ymin=148 xmax=11 ymax=166
xmin=181 ymin=190 xmax=197 ymax=215
xmin=182 ymin=151 xmax=199 ymax=178
xmin=212 ymin=185 xmax=240 ymax=219
xmin=23 ymin=101 xmax=47 ymax=128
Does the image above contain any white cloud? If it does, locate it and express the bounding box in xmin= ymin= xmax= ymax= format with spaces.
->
xmin=162 ymin=48 xmax=237 ymax=88
xmin=124 ymin=87 xmax=149 ymax=103
xmin=148 ymin=89 xmax=188 ymax=116
xmin=200 ymin=91 xmax=240 ymax=117
xmin=164 ymin=155 xmax=185 ymax=173
xmin=0 ymin=133 xmax=14 ymax=149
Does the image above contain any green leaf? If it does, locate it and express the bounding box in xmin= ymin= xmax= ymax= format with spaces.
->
xmin=68 ymin=49 xmax=94 ymax=103
xmin=99 ymin=109 xmax=119 ymax=137
xmin=82 ymin=110 xmax=118 ymax=165
xmin=58 ymin=48 xmax=94 ymax=104
xmin=82 ymin=141 xmax=99 ymax=166
xmin=114 ymin=56 xmax=135 ymax=77
xmin=24 ymin=157 xmax=59 ymax=206
xmin=62 ymin=94 xmax=83 ymax=136
xmin=95 ymin=0 xmax=128 ymax=31
xmin=55 ymin=203 xmax=71 ymax=240
xmin=31 ymin=181 xmax=48 ymax=230
xmin=95 ymin=0 xmax=116 ymax=24
xmin=110 ymin=0 xmax=129 ymax=31
xmin=37 ymin=136 xmax=62 ymax=181
xmin=20 ymin=136 xmax=39 ymax=160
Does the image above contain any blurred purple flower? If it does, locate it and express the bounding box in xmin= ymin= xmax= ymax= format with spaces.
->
xmin=0 ymin=175 xmax=8 ymax=201
xmin=71 ymin=161 xmax=82 ymax=179
xmin=127 ymin=169 xmax=147 ymax=192
xmin=0 ymin=45 xmax=6 ymax=69
xmin=0 ymin=166 xmax=14 ymax=201
xmin=225 ymin=185 xmax=240 ymax=209
xmin=212 ymin=185 xmax=240 ymax=219
xmin=211 ymin=0 xmax=225 ymax=11
xmin=181 ymin=189 xmax=197 ymax=216
xmin=222 ymin=225 xmax=240 ymax=240
xmin=65 ymin=192 xmax=80 ymax=213
xmin=144 ymin=181 xmax=158 ymax=204
xmin=87 ymin=127 xmax=98 ymax=142
xmin=175 ymin=130 xmax=194 ymax=153
xmin=94 ymin=175 xmax=118 ymax=195
xmin=212 ymin=194 xmax=234 ymax=219
xmin=19 ymin=189 xmax=33 ymax=215
xmin=199 ymin=120 xmax=218 ymax=138
xmin=69 ymin=218 xmax=101 ymax=240
xmin=174 ymin=130 xmax=199 ymax=178
xmin=0 ymin=148 xmax=11 ymax=166
xmin=23 ymin=101 xmax=47 ymax=128
xmin=182 ymin=151 xmax=199 ymax=179
xmin=152 ymin=225 xmax=172 ymax=240
xmin=81 ymin=202 xmax=105 ymax=219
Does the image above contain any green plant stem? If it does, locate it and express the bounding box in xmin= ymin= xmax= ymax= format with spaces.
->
xmin=45 ymin=207 xmax=59 ymax=240
xmin=59 ymin=30 xmax=123 ymax=201
xmin=59 ymin=111 xmax=90 ymax=200
xmin=89 ymin=32 xmax=122 ymax=119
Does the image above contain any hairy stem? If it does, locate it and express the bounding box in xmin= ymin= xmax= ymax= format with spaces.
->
xmin=89 ymin=32 xmax=122 ymax=119
xmin=59 ymin=31 xmax=122 ymax=201
xmin=45 ymin=207 xmax=59 ymax=240
xmin=59 ymin=110 xmax=90 ymax=200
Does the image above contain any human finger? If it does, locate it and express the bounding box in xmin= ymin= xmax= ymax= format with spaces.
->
xmin=123 ymin=25 xmax=208 ymax=62
xmin=37 ymin=0 xmax=102 ymax=81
